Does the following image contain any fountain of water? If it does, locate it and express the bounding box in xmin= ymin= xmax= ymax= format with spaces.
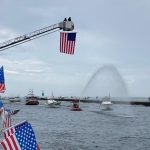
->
xmin=81 ymin=64 xmax=129 ymax=98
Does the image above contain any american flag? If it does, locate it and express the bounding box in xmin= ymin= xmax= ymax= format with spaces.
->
xmin=0 ymin=100 xmax=12 ymax=129
xmin=0 ymin=66 xmax=6 ymax=93
xmin=60 ymin=32 xmax=76 ymax=54
xmin=3 ymin=109 xmax=12 ymax=129
xmin=1 ymin=120 xmax=40 ymax=150
xmin=6 ymin=109 xmax=20 ymax=116
xmin=0 ymin=100 xmax=19 ymax=129
xmin=0 ymin=99 xmax=10 ymax=129
xmin=0 ymin=99 xmax=4 ymax=110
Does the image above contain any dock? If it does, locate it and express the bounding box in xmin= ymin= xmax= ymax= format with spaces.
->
xmin=54 ymin=98 xmax=150 ymax=106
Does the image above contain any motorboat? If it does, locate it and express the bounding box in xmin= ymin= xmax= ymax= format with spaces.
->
xmin=70 ymin=99 xmax=82 ymax=111
xmin=46 ymin=98 xmax=61 ymax=108
xmin=9 ymin=96 xmax=21 ymax=103
xmin=25 ymin=89 xmax=39 ymax=105
xmin=100 ymin=96 xmax=113 ymax=110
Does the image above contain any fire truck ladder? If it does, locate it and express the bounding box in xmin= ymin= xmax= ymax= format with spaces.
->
xmin=0 ymin=17 xmax=74 ymax=51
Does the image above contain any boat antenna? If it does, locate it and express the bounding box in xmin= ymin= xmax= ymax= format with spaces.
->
xmin=52 ymin=91 xmax=54 ymax=98
xmin=109 ymin=92 xmax=111 ymax=101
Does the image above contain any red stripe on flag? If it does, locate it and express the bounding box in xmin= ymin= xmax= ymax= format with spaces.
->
xmin=1 ymin=141 xmax=7 ymax=150
xmin=11 ymin=135 xmax=19 ymax=150
xmin=6 ymin=138 xmax=13 ymax=150
xmin=0 ymin=84 xmax=5 ymax=92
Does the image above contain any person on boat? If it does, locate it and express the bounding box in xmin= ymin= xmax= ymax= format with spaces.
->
xmin=73 ymin=102 xmax=79 ymax=108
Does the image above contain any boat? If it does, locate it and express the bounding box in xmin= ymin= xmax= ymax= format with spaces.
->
xmin=46 ymin=98 xmax=61 ymax=108
xmin=100 ymin=95 xmax=113 ymax=110
xmin=9 ymin=96 xmax=21 ymax=103
xmin=70 ymin=99 xmax=82 ymax=111
xmin=25 ymin=89 xmax=39 ymax=105
xmin=46 ymin=91 xmax=61 ymax=108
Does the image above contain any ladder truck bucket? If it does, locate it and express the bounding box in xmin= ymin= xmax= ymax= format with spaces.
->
xmin=63 ymin=20 xmax=74 ymax=31
xmin=59 ymin=18 xmax=74 ymax=31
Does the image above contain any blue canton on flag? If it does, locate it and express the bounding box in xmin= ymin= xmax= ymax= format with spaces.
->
xmin=1 ymin=120 xmax=40 ymax=150
xmin=0 ymin=99 xmax=4 ymax=109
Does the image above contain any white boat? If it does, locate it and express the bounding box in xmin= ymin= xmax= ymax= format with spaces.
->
xmin=100 ymin=96 xmax=113 ymax=110
xmin=46 ymin=98 xmax=61 ymax=108
xmin=9 ymin=96 xmax=21 ymax=103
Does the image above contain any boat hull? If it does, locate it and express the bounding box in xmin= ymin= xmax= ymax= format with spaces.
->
xmin=70 ymin=107 xmax=82 ymax=111
xmin=100 ymin=103 xmax=113 ymax=110
xmin=47 ymin=104 xmax=60 ymax=108
xmin=26 ymin=100 xmax=39 ymax=105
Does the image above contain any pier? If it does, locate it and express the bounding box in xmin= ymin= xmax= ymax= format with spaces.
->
xmin=54 ymin=98 xmax=150 ymax=106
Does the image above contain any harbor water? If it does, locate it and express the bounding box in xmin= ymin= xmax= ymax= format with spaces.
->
xmin=1 ymin=100 xmax=150 ymax=150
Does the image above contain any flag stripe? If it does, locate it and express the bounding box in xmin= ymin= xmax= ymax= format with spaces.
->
xmin=11 ymin=135 xmax=20 ymax=150
xmin=5 ymin=137 xmax=13 ymax=150
xmin=8 ymin=137 xmax=15 ymax=150
xmin=4 ymin=127 xmax=15 ymax=139
xmin=1 ymin=141 xmax=7 ymax=150
xmin=0 ymin=84 xmax=5 ymax=91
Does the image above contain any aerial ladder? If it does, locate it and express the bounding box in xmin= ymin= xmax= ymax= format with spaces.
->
xmin=0 ymin=17 xmax=74 ymax=51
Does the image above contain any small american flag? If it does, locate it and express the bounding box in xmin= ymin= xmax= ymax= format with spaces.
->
xmin=6 ymin=109 xmax=20 ymax=115
xmin=60 ymin=32 xmax=76 ymax=55
xmin=1 ymin=120 xmax=40 ymax=150
xmin=3 ymin=111 xmax=11 ymax=128
xmin=0 ymin=99 xmax=11 ymax=129
xmin=3 ymin=109 xmax=12 ymax=129
xmin=0 ymin=66 xmax=6 ymax=93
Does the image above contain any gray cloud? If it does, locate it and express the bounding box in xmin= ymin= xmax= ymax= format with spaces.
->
xmin=0 ymin=0 xmax=150 ymax=96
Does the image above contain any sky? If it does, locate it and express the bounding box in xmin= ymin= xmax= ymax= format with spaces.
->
xmin=0 ymin=0 xmax=150 ymax=97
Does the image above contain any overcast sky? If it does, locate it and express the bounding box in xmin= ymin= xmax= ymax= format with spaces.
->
xmin=0 ymin=0 xmax=150 ymax=97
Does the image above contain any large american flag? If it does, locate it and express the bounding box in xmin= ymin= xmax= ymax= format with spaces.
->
xmin=0 ymin=66 xmax=6 ymax=93
xmin=60 ymin=32 xmax=76 ymax=55
xmin=1 ymin=120 xmax=40 ymax=150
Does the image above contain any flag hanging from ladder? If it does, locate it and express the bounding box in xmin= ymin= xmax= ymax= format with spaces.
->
xmin=60 ymin=32 xmax=76 ymax=55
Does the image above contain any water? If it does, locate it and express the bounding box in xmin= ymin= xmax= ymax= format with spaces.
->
xmin=1 ymin=101 xmax=150 ymax=150
xmin=82 ymin=64 xmax=128 ymax=97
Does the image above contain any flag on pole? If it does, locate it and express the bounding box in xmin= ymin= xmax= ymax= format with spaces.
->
xmin=0 ymin=99 xmax=4 ymax=111
xmin=1 ymin=120 xmax=40 ymax=150
xmin=0 ymin=100 xmax=12 ymax=129
xmin=60 ymin=32 xmax=76 ymax=55
xmin=2 ymin=109 xmax=20 ymax=129
xmin=6 ymin=109 xmax=20 ymax=116
xmin=0 ymin=66 xmax=6 ymax=93
xmin=3 ymin=109 xmax=12 ymax=129
xmin=0 ymin=99 xmax=7 ymax=128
